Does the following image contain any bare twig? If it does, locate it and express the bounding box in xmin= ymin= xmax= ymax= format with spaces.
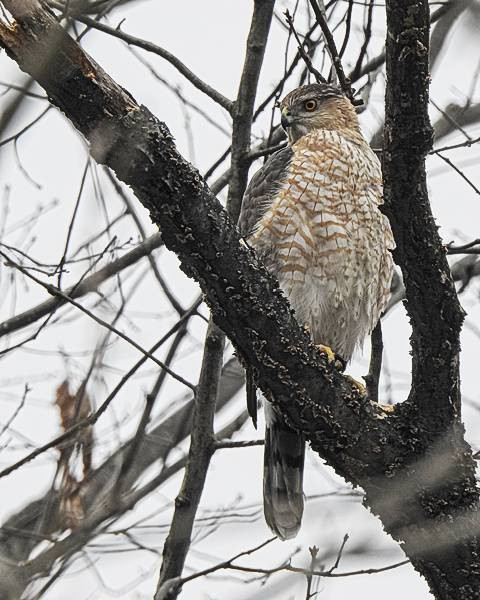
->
xmin=0 ymin=252 xmax=196 ymax=389
xmin=104 ymin=171 xmax=185 ymax=315
xmin=113 ymin=323 xmax=189 ymax=491
xmin=179 ymin=537 xmax=276 ymax=585
xmin=338 ymin=0 xmax=353 ymax=60
xmin=175 ymin=539 xmax=408 ymax=588
xmin=56 ymin=158 xmax=90 ymax=289
xmin=226 ymin=0 xmax=276 ymax=221
xmin=214 ymin=438 xmax=264 ymax=449
xmin=49 ymin=5 xmax=234 ymax=113
xmin=328 ymin=533 xmax=349 ymax=572
xmin=364 ymin=321 xmax=383 ymax=403
xmin=247 ymin=141 xmax=288 ymax=162
xmin=305 ymin=545 xmax=319 ymax=599
xmin=0 ymin=300 xmax=199 ymax=479
xmin=0 ymin=383 xmax=30 ymax=439
xmin=349 ymin=0 xmax=374 ymax=82
xmin=284 ymin=9 xmax=326 ymax=84
xmin=436 ymin=152 xmax=480 ymax=196
xmin=308 ymin=0 xmax=361 ymax=105
xmin=430 ymin=135 xmax=480 ymax=154
xmin=0 ymin=233 xmax=164 ymax=339
xmin=447 ymin=239 xmax=480 ymax=255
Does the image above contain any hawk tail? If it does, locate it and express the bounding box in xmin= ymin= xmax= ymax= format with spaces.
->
xmin=263 ymin=401 xmax=305 ymax=540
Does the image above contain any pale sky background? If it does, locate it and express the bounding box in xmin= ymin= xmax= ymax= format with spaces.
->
xmin=0 ymin=1 xmax=480 ymax=599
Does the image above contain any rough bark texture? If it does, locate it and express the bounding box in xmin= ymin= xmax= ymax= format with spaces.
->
xmin=381 ymin=2 xmax=480 ymax=599
xmin=0 ymin=2 xmax=479 ymax=598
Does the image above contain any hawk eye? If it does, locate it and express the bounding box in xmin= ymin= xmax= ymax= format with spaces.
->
xmin=304 ymin=99 xmax=317 ymax=112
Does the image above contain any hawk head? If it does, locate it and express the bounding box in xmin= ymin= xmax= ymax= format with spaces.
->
xmin=280 ymin=83 xmax=359 ymax=144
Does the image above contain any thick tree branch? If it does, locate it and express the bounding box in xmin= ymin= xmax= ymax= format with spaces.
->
xmin=157 ymin=3 xmax=275 ymax=590
xmin=382 ymin=2 xmax=479 ymax=598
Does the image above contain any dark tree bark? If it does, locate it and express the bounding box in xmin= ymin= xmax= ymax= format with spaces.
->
xmin=379 ymin=3 xmax=480 ymax=598
xmin=0 ymin=1 xmax=479 ymax=598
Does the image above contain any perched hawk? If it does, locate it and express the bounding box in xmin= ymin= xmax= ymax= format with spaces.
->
xmin=238 ymin=83 xmax=395 ymax=540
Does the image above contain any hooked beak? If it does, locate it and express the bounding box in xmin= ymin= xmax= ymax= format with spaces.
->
xmin=281 ymin=107 xmax=293 ymax=130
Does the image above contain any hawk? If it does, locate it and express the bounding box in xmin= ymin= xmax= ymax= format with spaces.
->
xmin=238 ymin=83 xmax=395 ymax=540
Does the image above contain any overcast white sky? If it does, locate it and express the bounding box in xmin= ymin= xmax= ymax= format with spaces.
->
xmin=1 ymin=1 xmax=480 ymax=598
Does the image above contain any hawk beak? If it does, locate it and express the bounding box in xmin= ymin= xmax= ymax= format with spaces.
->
xmin=281 ymin=107 xmax=293 ymax=129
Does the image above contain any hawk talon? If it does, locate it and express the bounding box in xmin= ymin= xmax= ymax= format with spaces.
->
xmin=344 ymin=375 xmax=367 ymax=397
xmin=370 ymin=402 xmax=396 ymax=419
xmin=315 ymin=343 xmax=336 ymax=365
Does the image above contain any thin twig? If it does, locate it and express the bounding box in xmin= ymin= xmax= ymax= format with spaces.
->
xmin=284 ymin=10 xmax=326 ymax=84
xmin=105 ymin=171 xmax=185 ymax=315
xmin=180 ymin=538 xmax=277 ymax=584
xmin=1 ymin=252 xmax=195 ymax=389
xmin=436 ymin=152 xmax=480 ymax=196
xmin=338 ymin=0 xmax=354 ymax=59
xmin=247 ymin=141 xmax=288 ymax=162
xmin=113 ymin=323 xmax=189 ymax=491
xmin=177 ymin=542 xmax=408 ymax=587
xmin=0 ymin=383 xmax=30 ymax=439
xmin=214 ymin=438 xmax=264 ymax=449
xmin=308 ymin=0 xmax=362 ymax=105
xmin=349 ymin=0 xmax=374 ymax=82
xmin=155 ymin=321 xmax=224 ymax=595
xmin=57 ymin=158 xmax=90 ymax=289
xmin=47 ymin=3 xmax=234 ymax=113
xmin=0 ymin=233 xmax=163 ymax=339
xmin=430 ymin=135 xmax=480 ymax=154
xmin=447 ymin=239 xmax=480 ymax=255
xmin=0 ymin=300 xmax=200 ymax=479
xmin=328 ymin=533 xmax=349 ymax=572
xmin=364 ymin=321 xmax=383 ymax=403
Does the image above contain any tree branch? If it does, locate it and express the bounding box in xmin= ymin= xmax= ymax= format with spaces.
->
xmin=382 ymin=2 xmax=479 ymax=598
xmin=155 ymin=321 xmax=224 ymax=596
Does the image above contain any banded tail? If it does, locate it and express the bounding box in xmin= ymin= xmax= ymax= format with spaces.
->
xmin=263 ymin=400 xmax=305 ymax=540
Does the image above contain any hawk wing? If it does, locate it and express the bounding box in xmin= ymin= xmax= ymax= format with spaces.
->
xmin=239 ymin=145 xmax=305 ymax=540
xmin=238 ymin=146 xmax=293 ymax=238
xmin=238 ymin=145 xmax=293 ymax=428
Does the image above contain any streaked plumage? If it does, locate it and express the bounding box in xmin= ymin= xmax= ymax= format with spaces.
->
xmin=239 ymin=83 xmax=394 ymax=540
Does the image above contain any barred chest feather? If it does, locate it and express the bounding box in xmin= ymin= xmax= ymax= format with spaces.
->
xmin=248 ymin=129 xmax=394 ymax=360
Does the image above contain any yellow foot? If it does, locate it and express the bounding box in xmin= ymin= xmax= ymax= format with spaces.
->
xmin=378 ymin=403 xmax=395 ymax=414
xmin=344 ymin=375 xmax=367 ymax=397
xmin=371 ymin=402 xmax=396 ymax=419
xmin=315 ymin=344 xmax=336 ymax=365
